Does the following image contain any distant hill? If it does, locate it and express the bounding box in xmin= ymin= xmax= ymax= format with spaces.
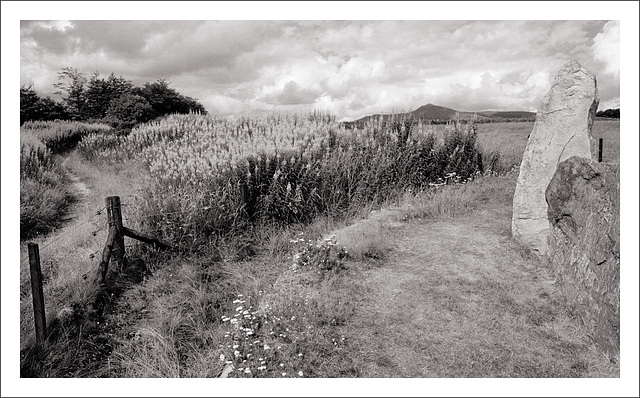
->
xmin=350 ymin=103 xmax=536 ymax=125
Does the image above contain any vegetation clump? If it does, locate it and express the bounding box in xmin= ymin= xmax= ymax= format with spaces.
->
xmin=77 ymin=112 xmax=485 ymax=251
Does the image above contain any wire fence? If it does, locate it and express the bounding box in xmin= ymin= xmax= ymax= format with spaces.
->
xmin=22 ymin=190 xmax=215 ymax=350
xmin=21 ymin=199 xmax=217 ymax=270
xmin=20 ymin=206 xmax=107 ymax=266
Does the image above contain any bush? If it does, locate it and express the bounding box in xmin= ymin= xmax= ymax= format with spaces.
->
xmin=105 ymin=93 xmax=154 ymax=132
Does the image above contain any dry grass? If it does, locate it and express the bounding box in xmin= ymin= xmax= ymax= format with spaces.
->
xmin=331 ymin=172 xmax=619 ymax=378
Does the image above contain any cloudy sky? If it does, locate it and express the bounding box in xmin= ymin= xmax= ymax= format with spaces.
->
xmin=18 ymin=16 xmax=621 ymax=121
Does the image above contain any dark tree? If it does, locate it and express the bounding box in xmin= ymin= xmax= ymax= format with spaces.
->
xmin=20 ymin=85 xmax=68 ymax=124
xmin=596 ymin=108 xmax=620 ymax=118
xmin=53 ymin=67 xmax=87 ymax=120
xmin=49 ymin=68 xmax=207 ymax=126
xmin=84 ymin=72 xmax=134 ymax=120
xmin=133 ymin=79 xmax=207 ymax=119
xmin=105 ymin=93 xmax=153 ymax=132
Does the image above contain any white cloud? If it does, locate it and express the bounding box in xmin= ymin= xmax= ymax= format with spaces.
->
xmin=18 ymin=20 xmax=620 ymax=119
xmin=592 ymin=21 xmax=620 ymax=76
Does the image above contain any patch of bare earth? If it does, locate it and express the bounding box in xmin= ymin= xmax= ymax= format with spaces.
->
xmin=337 ymin=209 xmax=618 ymax=378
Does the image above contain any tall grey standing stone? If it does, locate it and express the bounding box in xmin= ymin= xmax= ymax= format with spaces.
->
xmin=512 ymin=61 xmax=599 ymax=256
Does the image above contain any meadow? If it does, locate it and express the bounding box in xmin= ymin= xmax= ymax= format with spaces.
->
xmin=19 ymin=115 xmax=620 ymax=378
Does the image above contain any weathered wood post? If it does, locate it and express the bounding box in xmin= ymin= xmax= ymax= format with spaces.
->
xmin=99 ymin=227 xmax=116 ymax=283
xmin=105 ymin=196 xmax=125 ymax=267
xmin=598 ymin=138 xmax=603 ymax=162
xmin=27 ymin=243 xmax=47 ymax=345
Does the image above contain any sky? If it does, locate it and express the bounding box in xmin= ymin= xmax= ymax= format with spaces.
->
xmin=18 ymin=17 xmax=621 ymax=121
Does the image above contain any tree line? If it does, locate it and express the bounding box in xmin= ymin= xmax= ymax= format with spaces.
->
xmin=595 ymin=108 xmax=620 ymax=119
xmin=21 ymin=67 xmax=207 ymax=133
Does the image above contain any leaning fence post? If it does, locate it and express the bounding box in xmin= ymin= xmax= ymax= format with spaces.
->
xmin=105 ymin=196 xmax=125 ymax=268
xmin=27 ymin=243 xmax=47 ymax=346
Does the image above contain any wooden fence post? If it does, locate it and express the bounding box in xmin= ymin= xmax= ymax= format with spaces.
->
xmin=99 ymin=226 xmax=116 ymax=283
xmin=598 ymin=138 xmax=603 ymax=163
xmin=27 ymin=243 xmax=47 ymax=346
xmin=105 ymin=196 xmax=125 ymax=267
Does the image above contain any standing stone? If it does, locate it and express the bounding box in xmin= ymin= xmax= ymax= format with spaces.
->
xmin=512 ymin=61 xmax=599 ymax=256
xmin=546 ymin=156 xmax=619 ymax=355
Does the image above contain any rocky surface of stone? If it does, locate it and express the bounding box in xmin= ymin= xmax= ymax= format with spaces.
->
xmin=512 ymin=61 xmax=599 ymax=255
xmin=546 ymin=155 xmax=619 ymax=355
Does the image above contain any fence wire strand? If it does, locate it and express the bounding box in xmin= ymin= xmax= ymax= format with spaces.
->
xmin=21 ymin=206 xmax=107 ymax=264
xmin=22 ymin=202 xmax=215 ymax=269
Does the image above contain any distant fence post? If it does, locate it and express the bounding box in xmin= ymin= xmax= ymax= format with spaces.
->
xmin=105 ymin=196 xmax=125 ymax=267
xmin=598 ymin=138 xmax=603 ymax=163
xmin=27 ymin=243 xmax=47 ymax=346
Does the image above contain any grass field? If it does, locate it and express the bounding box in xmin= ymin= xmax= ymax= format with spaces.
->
xmin=19 ymin=118 xmax=620 ymax=380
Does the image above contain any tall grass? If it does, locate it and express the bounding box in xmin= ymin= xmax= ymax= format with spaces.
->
xmin=19 ymin=121 xmax=112 ymax=240
xmin=78 ymin=113 xmax=484 ymax=251
xmin=22 ymin=120 xmax=112 ymax=154
xmin=19 ymin=135 xmax=71 ymax=240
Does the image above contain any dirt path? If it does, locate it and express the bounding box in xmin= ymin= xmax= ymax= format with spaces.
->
xmin=60 ymin=152 xmax=93 ymax=221
xmin=338 ymin=210 xmax=616 ymax=377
